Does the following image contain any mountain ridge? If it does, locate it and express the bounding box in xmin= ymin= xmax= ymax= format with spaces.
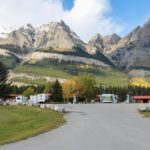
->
xmin=0 ymin=19 xmax=150 ymax=86
xmin=0 ymin=20 xmax=114 ymax=68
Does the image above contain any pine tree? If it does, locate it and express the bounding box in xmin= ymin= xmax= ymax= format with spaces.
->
xmin=52 ymin=80 xmax=63 ymax=103
xmin=0 ymin=62 xmax=10 ymax=98
xmin=0 ymin=62 xmax=7 ymax=84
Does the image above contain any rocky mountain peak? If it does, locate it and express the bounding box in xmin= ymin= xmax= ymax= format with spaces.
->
xmin=90 ymin=33 xmax=103 ymax=41
xmin=86 ymin=34 xmax=104 ymax=55
xmin=111 ymin=33 xmax=121 ymax=40
xmin=34 ymin=20 xmax=84 ymax=50
xmin=123 ymin=19 xmax=150 ymax=47
xmin=87 ymin=33 xmax=121 ymax=54
xmin=0 ymin=20 xmax=85 ymax=53
xmin=0 ymin=25 xmax=19 ymax=39
xmin=37 ymin=20 xmax=73 ymax=34
xmin=103 ymin=33 xmax=121 ymax=50
xmin=20 ymin=24 xmax=34 ymax=30
xmin=57 ymin=20 xmax=70 ymax=31
xmin=108 ymin=18 xmax=150 ymax=71
xmin=88 ymin=33 xmax=104 ymax=49
xmin=18 ymin=24 xmax=35 ymax=43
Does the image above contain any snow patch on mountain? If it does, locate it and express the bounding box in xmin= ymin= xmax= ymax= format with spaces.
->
xmin=0 ymin=25 xmax=19 ymax=39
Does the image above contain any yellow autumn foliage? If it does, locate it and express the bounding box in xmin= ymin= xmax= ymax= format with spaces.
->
xmin=131 ymin=77 xmax=150 ymax=87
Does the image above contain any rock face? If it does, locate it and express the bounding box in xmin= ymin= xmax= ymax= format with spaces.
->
xmin=34 ymin=20 xmax=85 ymax=50
xmin=0 ymin=20 xmax=113 ymax=68
xmin=0 ymin=21 xmax=85 ymax=54
xmin=128 ymin=69 xmax=150 ymax=77
xmin=18 ymin=24 xmax=35 ymax=44
xmin=0 ymin=25 xmax=19 ymax=39
xmin=1 ymin=19 xmax=150 ymax=77
xmin=85 ymin=19 xmax=150 ymax=74
xmin=26 ymin=52 xmax=109 ymax=67
xmin=86 ymin=34 xmax=104 ymax=54
xmin=103 ymin=33 xmax=121 ymax=51
xmin=0 ymin=24 xmax=35 ymax=54
xmin=108 ymin=20 xmax=150 ymax=70
xmin=87 ymin=33 xmax=121 ymax=54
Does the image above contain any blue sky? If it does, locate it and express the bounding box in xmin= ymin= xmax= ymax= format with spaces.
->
xmin=0 ymin=0 xmax=150 ymax=41
xmin=63 ymin=0 xmax=150 ymax=36
xmin=63 ymin=0 xmax=74 ymax=10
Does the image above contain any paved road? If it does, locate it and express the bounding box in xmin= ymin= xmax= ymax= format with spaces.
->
xmin=1 ymin=104 xmax=150 ymax=150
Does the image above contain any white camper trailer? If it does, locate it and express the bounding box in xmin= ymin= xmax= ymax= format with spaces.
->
xmin=16 ymin=96 xmax=28 ymax=104
xmin=30 ymin=95 xmax=38 ymax=104
xmin=37 ymin=93 xmax=49 ymax=103
xmin=100 ymin=94 xmax=118 ymax=103
xmin=30 ymin=93 xmax=49 ymax=104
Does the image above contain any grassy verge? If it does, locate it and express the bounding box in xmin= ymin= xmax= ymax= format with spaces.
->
xmin=0 ymin=105 xmax=65 ymax=145
xmin=141 ymin=112 xmax=150 ymax=118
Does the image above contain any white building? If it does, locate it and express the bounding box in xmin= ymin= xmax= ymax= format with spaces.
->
xmin=100 ymin=94 xmax=118 ymax=103
xmin=16 ymin=96 xmax=28 ymax=104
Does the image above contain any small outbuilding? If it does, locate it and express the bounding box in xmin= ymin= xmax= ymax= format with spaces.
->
xmin=133 ymin=96 xmax=150 ymax=103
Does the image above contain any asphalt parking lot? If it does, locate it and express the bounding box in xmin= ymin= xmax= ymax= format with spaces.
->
xmin=1 ymin=104 xmax=150 ymax=150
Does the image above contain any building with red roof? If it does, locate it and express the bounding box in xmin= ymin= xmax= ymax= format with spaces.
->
xmin=133 ymin=96 xmax=150 ymax=103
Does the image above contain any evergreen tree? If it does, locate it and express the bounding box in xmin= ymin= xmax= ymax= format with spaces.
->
xmin=36 ymin=85 xmax=44 ymax=93
xmin=52 ymin=80 xmax=63 ymax=103
xmin=0 ymin=62 xmax=10 ymax=98
xmin=0 ymin=62 xmax=7 ymax=84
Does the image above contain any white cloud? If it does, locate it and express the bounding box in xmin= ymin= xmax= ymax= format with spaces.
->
xmin=0 ymin=0 xmax=124 ymax=42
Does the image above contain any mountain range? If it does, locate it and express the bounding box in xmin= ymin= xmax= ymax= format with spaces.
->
xmin=0 ymin=19 xmax=150 ymax=86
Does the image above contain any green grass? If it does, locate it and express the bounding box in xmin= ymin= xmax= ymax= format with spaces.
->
xmin=13 ymin=59 xmax=129 ymax=87
xmin=141 ymin=112 xmax=150 ymax=118
xmin=0 ymin=105 xmax=65 ymax=145
xmin=145 ymin=77 xmax=150 ymax=83
xmin=11 ymin=77 xmax=47 ymax=85
xmin=14 ymin=65 xmax=72 ymax=79
xmin=95 ymin=68 xmax=129 ymax=87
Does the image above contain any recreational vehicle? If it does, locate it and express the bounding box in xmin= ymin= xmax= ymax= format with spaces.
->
xmin=100 ymin=94 xmax=118 ymax=103
xmin=30 ymin=93 xmax=49 ymax=104
xmin=16 ymin=96 xmax=28 ymax=104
